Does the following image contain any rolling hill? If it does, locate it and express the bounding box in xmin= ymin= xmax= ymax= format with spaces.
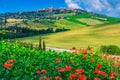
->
xmin=16 ymin=21 xmax=120 ymax=49
xmin=0 ymin=8 xmax=120 ymax=50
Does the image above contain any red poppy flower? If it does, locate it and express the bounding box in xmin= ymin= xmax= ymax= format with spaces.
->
xmin=103 ymin=54 xmax=109 ymax=58
xmin=105 ymin=54 xmax=110 ymax=56
xmin=4 ymin=63 xmax=13 ymax=69
xmin=65 ymin=65 xmax=72 ymax=71
xmin=79 ymin=75 xmax=86 ymax=80
xmin=72 ymin=49 xmax=79 ymax=54
xmin=59 ymin=68 xmax=66 ymax=73
xmin=110 ymin=57 xmax=113 ymax=61
xmin=7 ymin=59 xmax=15 ymax=63
xmin=110 ymin=72 xmax=117 ymax=79
xmin=56 ymin=58 xmax=60 ymax=64
xmin=94 ymin=68 xmax=99 ymax=74
xmin=55 ymin=76 xmax=63 ymax=80
xmin=94 ymin=77 xmax=101 ymax=80
xmin=90 ymin=58 xmax=94 ymax=62
xmin=113 ymin=64 xmax=119 ymax=68
xmin=94 ymin=69 xmax=107 ymax=77
xmin=82 ymin=49 xmax=88 ymax=54
xmin=55 ymin=76 xmax=59 ymax=80
xmin=100 ymin=71 xmax=107 ymax=77
xmin=96 ymin=63 xmax=102 ymax=68
xmin=69 ymin=74 xmax=76 ymax=80
xmin=75 ymin=68 xmax=84 ymax=74
xmin=46 ymin=78 xmax=51 ymax=80
xmin=83 ymin=55 xmax=87 ymax=59
xmin=41 ymin=69 xmax=47 ymax=74
xmin=59 ymin=77 xmax=63 ymax=80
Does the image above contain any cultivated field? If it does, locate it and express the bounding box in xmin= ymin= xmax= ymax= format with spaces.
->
xmin=77 ymin=18 xmax=104 ymax=25
xmin=54 ymin=19 xmax=86 ymax=29
xmin=7 ymin=18 xmax=23 ymax=23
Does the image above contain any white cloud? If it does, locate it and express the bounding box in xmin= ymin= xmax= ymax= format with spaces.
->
xmin=65 ymin=0 xmax=120 ymax=17
xmin=65 ymin=0 xmax=80 ymax=9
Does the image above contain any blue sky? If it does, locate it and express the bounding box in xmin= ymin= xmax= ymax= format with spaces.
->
xmin=0 ymin=0 xmax=120 ymax=18
xmin=0 ymin=0 xmax=67 ymax=13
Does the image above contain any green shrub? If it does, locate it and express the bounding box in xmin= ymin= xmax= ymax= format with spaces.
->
xmin=0 ymin=41 xmax=120 ymax=79
xmin=100 ymin=45 xmax=120 ymax=55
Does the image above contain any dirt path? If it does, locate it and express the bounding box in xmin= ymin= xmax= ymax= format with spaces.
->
xmin=46 ymin=47 xmax=120 ymax=58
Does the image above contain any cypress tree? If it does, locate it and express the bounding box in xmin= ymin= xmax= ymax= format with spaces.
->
xmin=4 ymin=14 xmax=7 ymax=28
xmin=38 ymin=36 xmax=42 ymax=50
xmin=43 ymin=40 xmax=46 ymax=51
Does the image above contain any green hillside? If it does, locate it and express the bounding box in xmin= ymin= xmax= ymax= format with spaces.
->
xmin=54 ymin=19 xmax=86 ymax=29
xmin=20 ymin=13 xmax=120 ymax=30
xmin=16 ymin=22 xmax=120 ymax=49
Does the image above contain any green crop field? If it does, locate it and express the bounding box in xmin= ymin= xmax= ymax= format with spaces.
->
xmin=77 ymin=18 xmax=104 ymax=25
xmin=54 ymin=19 xmax=86 ymax=29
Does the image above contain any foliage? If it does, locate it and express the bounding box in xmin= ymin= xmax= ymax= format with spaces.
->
xmin=38 ymin=36 xmax=46 ymax=50
xmin=43 ymin=40 xmax=46 ymax=51
xmin=0 ymin=8 xmax=84 ymax=20
xmin=38 ymin=36 xmax=42 ymax=50
xmin=0 ymin=26 xmax=70 ymax=40
xmin=0 ymin=41 xmax=120 ymax=80
xmin=100 ymin=45 xmax=120 ymax=55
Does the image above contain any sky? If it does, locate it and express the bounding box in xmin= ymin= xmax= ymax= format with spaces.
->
xmin=0 ymin=0 xmax=120 ymax=18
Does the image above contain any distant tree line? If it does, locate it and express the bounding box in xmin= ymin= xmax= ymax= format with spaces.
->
xmin=0 ymin=8 xmax=87 ymax=20
xmin=0 ymin=26 xmax=70 ymax=40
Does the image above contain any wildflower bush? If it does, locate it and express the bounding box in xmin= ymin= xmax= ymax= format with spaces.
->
xmin=0 ymin=41 xmax=120 ymax=80
xmin=100 ymin=45 xmax=120 ymax=55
